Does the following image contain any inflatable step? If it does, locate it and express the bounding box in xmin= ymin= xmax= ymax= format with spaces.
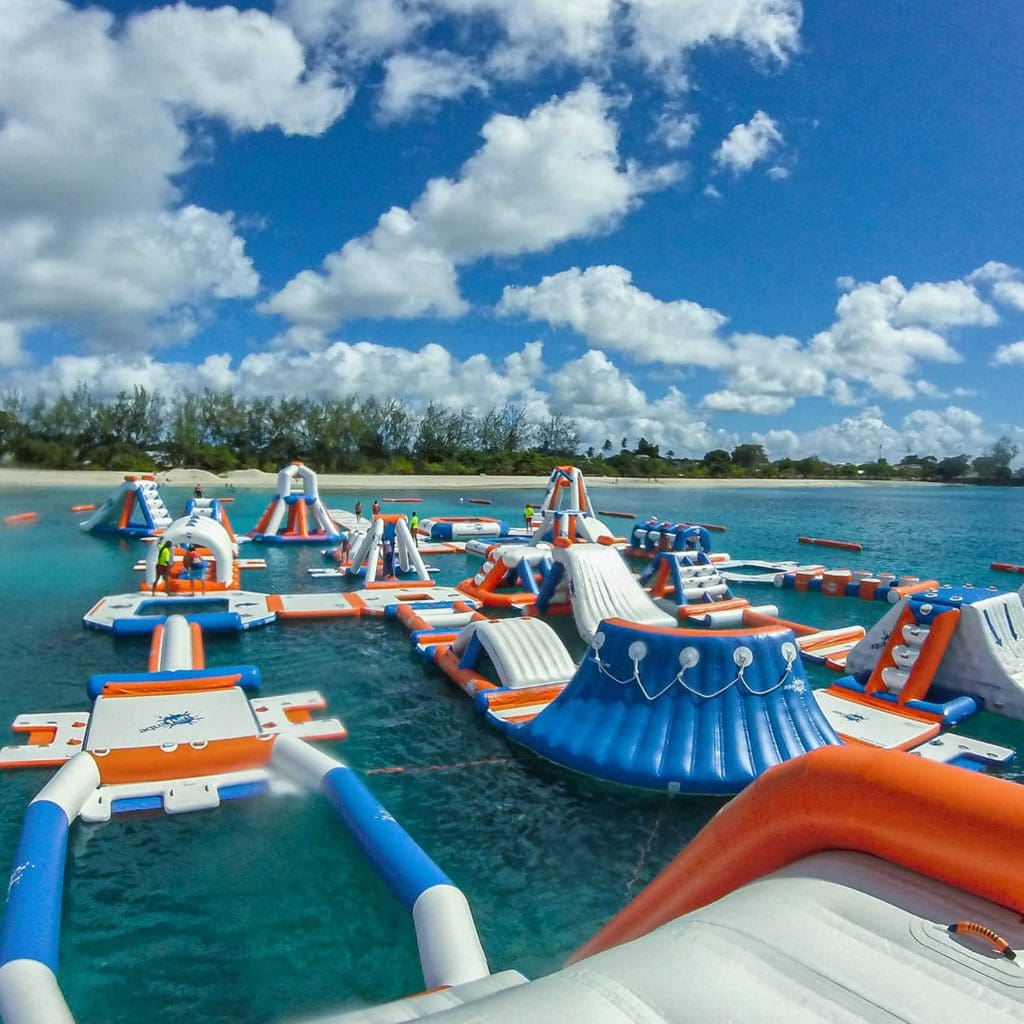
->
xmin=881 ymin=666 xmax=911 ymax=695
xmin=902 ymin=623 xmax=929 ymax=647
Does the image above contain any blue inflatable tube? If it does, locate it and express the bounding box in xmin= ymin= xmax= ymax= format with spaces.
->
xmin=321 ymin=765 xmax=452 ymax=912
xmin=86 ymin=665 xmax=262 ymax=700
xmin=110 ymin=612 xmax=244 ymax=636
xmin=0 ymin=801 xmax=68 ymax=972
xmin=831 ymin=676 xmax=982 ymax=725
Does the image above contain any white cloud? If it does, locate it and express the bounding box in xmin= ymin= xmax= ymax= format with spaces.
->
xmin=266 ymin=84 xmax=679 ymax=326
xmin=752 ymin=404 xmax=993 ymax=463
xmin=497 ymin=264 xmax=730 ymax=365
xmin=700 ymin=332 xmax=826 ymax=413
xmin=766 ymin=165 xmax=790 ymax=180
xmin=0 ymin=323 xmax=27 ymax=368
xmin=278 ymin=0 xmax=802 ymax=112
xmin=379 ymin=51 xmax=488 ymax=120
xmin=652 ymin=108 xmax=700 ymax=150
xmin=125 ymin=4 xmax=353 ymax=136
xmin=0 ymin=0 xmax=347 ymax=354
xmin=627 ymin=0 xmax=802 ymax=75
xmin=809 ymin=276 xmax=961 ymax=399
xmin=893 ymin=280 xmax=997 ymax=328
xmin=993 ymin=280 xmax=1024 ymax=312
xmin=713 ymin=110 xmax=783 ymax=174
xmin=993 ymin=340 xmax=1024 ymax=366
xmin=900 ymin=406 xmax=989 ymax=458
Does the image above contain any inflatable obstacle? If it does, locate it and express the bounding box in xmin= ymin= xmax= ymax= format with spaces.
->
xmin=773 ymin=564 xmax=944 ymax=603
xmin=627 ymin=518 xmax=716 ymax=559
xmin=413 ymin=604 xmax=841 ymax=794
xmin=842 ymin=584 xmax=1024 ymax=722
xmin=420 ymin=516 xmax=510 ymax=540
xmin=0 ymin=618 xmax=491 ymax=1023
xmin=79 ymin=474 xmax=173 ymax=537
xmin=248 ymin=462 xmax=342 ymax=544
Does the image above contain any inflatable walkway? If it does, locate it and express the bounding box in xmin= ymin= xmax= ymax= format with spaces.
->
xmin=79 ymin=474 xmax=173 ymax=537
xmin=0 ymin=619 xmax=488 ymax=1023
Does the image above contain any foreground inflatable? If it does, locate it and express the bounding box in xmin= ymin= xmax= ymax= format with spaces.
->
xmin=299 ymin=746 xmax=1024 ymax=1022
xmin=0 ymin=618 xmax=488 ymax=1023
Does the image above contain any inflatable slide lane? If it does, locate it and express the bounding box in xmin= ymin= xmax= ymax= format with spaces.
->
xmin=79 ymin=474 xmax=173 ymax=538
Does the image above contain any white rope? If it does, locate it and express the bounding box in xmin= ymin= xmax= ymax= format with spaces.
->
xmin=590 ymin=633 xmax=800 ymax=703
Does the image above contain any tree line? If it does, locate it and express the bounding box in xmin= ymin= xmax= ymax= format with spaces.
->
xmin=0 ymin=386 xmax=1019 ymax=485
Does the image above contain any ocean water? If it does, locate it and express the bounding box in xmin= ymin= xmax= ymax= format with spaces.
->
xmin=1 ymin=480 xmax=1023 ymax=1023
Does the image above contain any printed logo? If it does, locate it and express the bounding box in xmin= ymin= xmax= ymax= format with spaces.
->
xmin=139 ymin=711 xmax=203 ymax=734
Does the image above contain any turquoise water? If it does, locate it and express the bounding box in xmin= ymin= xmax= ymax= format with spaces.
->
xmin=1 ymin=481 xmax=1023 ymax=1022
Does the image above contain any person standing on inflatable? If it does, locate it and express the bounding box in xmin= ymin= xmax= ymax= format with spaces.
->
xmin=524 ymin=503 xmax=534 ymax=528
xmin=194 ymin=483 xmax=204 ymax=498
xmin=372 ymin=499 xmax=381 ymax=516
xmin=153 ymin=540 xmax=173 ymax=595
xmin=354 ymin=500 xmax=363 ymax=521
xmin=410 ymin=511 xmax=419 ymax=547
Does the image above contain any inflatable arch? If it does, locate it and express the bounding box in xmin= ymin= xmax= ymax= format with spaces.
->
xmin=144 ymin=515 xmax=236 ymax=589
xmin=249 ymin=462 xmax=341 ymax=544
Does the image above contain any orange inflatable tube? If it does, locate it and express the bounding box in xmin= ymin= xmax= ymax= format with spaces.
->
xmin=798 ymin=535 xmax=862 ymax=552
xmin=570 ymin=745 xmax=1024 ymax=965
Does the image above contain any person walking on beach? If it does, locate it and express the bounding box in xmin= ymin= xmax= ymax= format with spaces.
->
xmin=354 ymin=500 xmax=363 ymax=521
xmin=410 ymin=511 xmax=419 ymax=547
xmin=372 ymin=499 xmax=381 ymax=516
xmin=153 ymin=540 xmax=173 ymax=595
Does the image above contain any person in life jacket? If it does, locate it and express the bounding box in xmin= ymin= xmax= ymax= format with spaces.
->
xmin=153 ymin=540 xmax=173 ymax=595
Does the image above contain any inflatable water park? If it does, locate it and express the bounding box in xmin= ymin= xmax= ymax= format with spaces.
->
xmin=4 ymin=462 xmax=1024 ymax=1019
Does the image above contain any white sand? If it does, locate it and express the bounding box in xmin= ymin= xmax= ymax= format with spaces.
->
xmin=0 ymin=466 xmax=929 ymax=492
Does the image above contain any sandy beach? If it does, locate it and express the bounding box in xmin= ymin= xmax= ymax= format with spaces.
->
xmin=0 ymin=466 xmax=930 ymax=492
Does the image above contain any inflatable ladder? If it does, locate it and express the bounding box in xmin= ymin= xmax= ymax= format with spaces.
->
xmin=865 ymin=603 xmax=961 ymax=704
xmin=644 ymin=551 xmax=736 ymax=607
xmin=141 ymin=480 xmax=173 ymax=528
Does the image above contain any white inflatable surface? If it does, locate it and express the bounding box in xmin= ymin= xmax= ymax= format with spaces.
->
xmin=314 ymin=850 xmax=1024 ymax=1023
xmin=452 ymin=618 xmax=576 ymax=690
xmin=559 ymin=544 xmax=675 ymax=643
xmin=812 ymin=690 xmax=938 ymax=748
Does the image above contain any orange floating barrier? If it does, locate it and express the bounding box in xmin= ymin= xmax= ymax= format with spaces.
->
xmin=4 ymin=512 xmax=37 ymax=526
xmin=383 ymin=497 xmax=423 ymax=503
xmin=991 ymin=562 xmax=1024 ymax=574
xmin=597 ymin=509 xmax=636 ymax=519
xmin=798 ymin=535 xmax=862 ymax=552
xmin=70 ymin=503 xmax=96 ymax=513
xmin=695 ymin=522 xmax=727 ymax=532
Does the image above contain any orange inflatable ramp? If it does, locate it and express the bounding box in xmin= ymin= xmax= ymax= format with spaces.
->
xmin=571 ymin=745 xmax=1024 ymax=963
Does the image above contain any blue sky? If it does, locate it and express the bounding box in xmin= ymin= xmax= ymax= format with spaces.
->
xmin=2 ymin=0 xmax=1023 ymax=462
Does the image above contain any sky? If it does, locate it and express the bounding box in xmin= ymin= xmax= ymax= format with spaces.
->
xmin=2 ymin=0 xmax=1023 ymax=464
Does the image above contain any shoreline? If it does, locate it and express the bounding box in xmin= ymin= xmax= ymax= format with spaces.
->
xmin=0 ymin=466 xmax=941 ymax=492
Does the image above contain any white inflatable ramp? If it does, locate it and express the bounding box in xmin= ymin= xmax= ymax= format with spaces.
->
xmin=452 ymin=618 xmax=576 ymax=690
xmin=560 ymin=543 xmax=674 ymax=643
